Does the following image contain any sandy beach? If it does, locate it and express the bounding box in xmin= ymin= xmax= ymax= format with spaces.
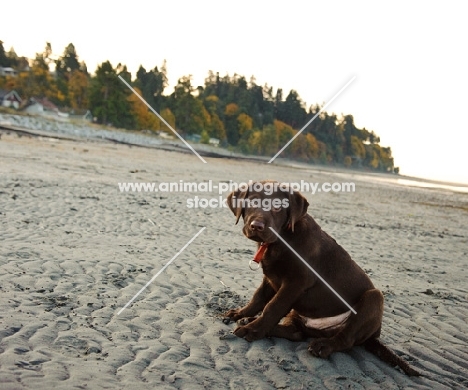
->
xmin=1 ymin=129 xmax=467 ymax=389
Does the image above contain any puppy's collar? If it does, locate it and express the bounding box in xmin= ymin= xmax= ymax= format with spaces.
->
xmin=249 ymin=243 xmax=267 ymax=271
xmin=250 ymin=223 xmax=291 ymax=269
xmin=253 ymin=242 xmax=269 ymax=264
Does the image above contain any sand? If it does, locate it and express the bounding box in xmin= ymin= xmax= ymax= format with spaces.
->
xmin=1 ymin=129 xmax=467 ymax=389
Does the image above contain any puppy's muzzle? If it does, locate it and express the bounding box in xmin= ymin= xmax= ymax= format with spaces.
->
xmin=249 ymin=220 xmax=265 ymax=232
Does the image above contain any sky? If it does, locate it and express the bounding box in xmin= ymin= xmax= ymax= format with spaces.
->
xmin=2 ymin=1 xmax=467 ymax=184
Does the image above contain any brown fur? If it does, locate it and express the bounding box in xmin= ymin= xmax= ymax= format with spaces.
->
xmin=223 ymin=181 xmax=420 ymax=376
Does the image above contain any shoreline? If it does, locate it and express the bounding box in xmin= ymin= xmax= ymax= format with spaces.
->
xmin=1 ymin=113 xmax=467 ymax=195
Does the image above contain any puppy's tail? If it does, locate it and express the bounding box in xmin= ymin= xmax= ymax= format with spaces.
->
xmin=364 ymin=338 xmax=421 ymax=377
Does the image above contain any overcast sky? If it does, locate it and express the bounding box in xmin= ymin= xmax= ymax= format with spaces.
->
xmin=2 ymin=1 xmax=467 ymax=183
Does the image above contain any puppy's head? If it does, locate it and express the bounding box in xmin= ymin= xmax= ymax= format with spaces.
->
xmin=227 ymin=180 xmax=309 ymax=243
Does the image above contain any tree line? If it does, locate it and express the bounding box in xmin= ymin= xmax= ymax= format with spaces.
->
xmin=0 ymin=40 xmax=396 ymax=172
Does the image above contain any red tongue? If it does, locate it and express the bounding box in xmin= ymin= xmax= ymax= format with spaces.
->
xmin=253 ymin=243 xmax=269 ymax=263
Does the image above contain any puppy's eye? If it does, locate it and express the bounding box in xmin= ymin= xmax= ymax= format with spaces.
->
xmin=272 ymin=206 xmax=282 ymax=212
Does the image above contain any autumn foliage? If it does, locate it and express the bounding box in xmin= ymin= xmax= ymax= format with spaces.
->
xmin=0 ymin=40 xmax=396 ymax=172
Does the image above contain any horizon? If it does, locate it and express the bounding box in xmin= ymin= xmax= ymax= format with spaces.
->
xmin=2 ymin=1 xmax=467 ymax=184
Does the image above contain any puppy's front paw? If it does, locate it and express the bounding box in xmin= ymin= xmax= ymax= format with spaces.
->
xmin=237 ymin=317 xmax=257 ymax=326
xmin=223 ymin=308 xmax=245 ymax=324
xmin=308 ymin=338 xmax=334 ymax=358
xmin=233 ymin=324 xmax=266 ymax=342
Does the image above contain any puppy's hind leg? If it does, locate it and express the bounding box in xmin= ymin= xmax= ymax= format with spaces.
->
xmin=266 ymin=312 xmax=306 ymax=342
xmin=308 ymin=289 xmax=384 ymax=358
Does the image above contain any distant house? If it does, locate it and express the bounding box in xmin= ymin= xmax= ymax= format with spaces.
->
xmin=185 ymin=134 xmax=201 ymax=143
xmin=21 ymin=97 xmax=93 ymax=122
xmin=0 ymin=67 xmax=18 ymax=77
xmin=0 ymin=89 xmax=22 ymax=109
xmin=64 ymin=108 xmax=93 ymax=122
xmin=209 ymin=137 xmax=220 ymax=147
xmin=159 ymin=131 xmax=175 ymax=140
xmin=23 ymin=97 xmax=63 ymax=117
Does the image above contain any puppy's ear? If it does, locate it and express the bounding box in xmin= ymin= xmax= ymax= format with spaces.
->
xmin=227 ymin=189 xmax=248 ymax=224
xmin=287 ymin=191 xmax=309 ymax=232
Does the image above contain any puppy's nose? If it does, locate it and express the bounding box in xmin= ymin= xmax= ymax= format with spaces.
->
xmin=250 ymin=220 xmax=265 ymax=232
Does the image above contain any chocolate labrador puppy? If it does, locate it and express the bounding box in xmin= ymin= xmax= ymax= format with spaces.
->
xmin=223 ymin=181 xmax=419 ymax=376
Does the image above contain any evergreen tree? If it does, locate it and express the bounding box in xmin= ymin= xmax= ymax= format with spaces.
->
xmin=55 ymin=43 xmax=86 ymax=106
xmin=276 ymin=89 xmax=307 ymax=128
xmin=168 ymin=75 xmax=208 ymax=134
xmin=55 ymin=43 xmax=81 ymax=78
xmin=134 ymin=61 xmax=168 ymax=112
xmin=6 ymin=47 xmax=19 ymax=68
xmin=0 ymin=41 xmax=11 ymax=67
xmin=88 ymin=61 xmax=135 ymax=128
xmin=0 ymin=41 xmax=7 ymax=66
